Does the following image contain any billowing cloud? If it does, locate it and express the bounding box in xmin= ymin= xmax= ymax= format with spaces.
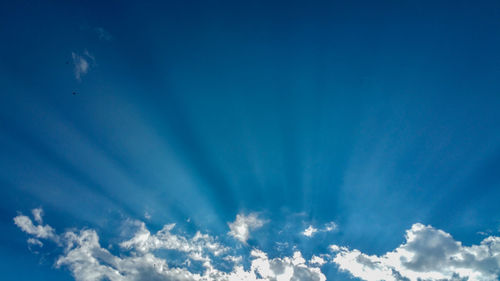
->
xmin=330 ymin=223 xmax=500 ymax=281
xmin=72 ymin=50 xmax=94 ymax=81
xmin=228 ymin=213 xmax=266 ymax=243
xmin=14 ymin=209 xmax=325 ymax=281
xmin=15 ymin=210 xmax=500 ymax=281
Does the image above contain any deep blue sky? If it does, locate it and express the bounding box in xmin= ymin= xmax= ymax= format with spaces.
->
xmin=1 ymin=1 xmax=500 ymax=280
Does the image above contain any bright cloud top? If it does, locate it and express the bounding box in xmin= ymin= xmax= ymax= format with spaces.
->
xmin=228 ymin=213 xmax=266 ymax=243
xmin=330 ymin=223 xmax=500 ymax=281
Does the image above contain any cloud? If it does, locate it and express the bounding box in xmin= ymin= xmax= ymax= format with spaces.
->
xmin=302 ymin=222 xmax=337 ymax=238
xmin=323 ymin=222 xmax=337 ymax=232
xmin=13 ymin=212 xmax=57 ymax=241
xmin=303 ymin=226 xmax=318 ymax=237
xmin=16 ymin=209 xmax=500 ymax=281
xmin=228 ymin=213 xmax=266 ymax=243
xmin=119 ymin=220 xmax=229 ymax=259
xmin=95 ymin=27 xmax=112 ymax=41
xmin=27 ymin=238 xmax=43 ymax=247
xmin=72 ymin=50 xmax=94 ymax=81
xmin=309 ymin=255 xmax=327 ymax=266
xmin=32 ymin=208 xmax=43 ymax=224
xmin=14 ymin=209 xmax=325 ymax=281
xmin=330 ymin=223 xmax=500 ymax=281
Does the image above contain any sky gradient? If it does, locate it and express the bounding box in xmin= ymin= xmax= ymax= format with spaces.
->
xmin=1 ymin=1 xmax=500 ymax=280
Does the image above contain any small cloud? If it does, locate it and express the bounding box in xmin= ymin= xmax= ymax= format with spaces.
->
xmin=324 ymin=221 xmax=337 ymax=232
xmin=31 ymin=208 xmax=43 ymax=224
xmin=27 ymin=238 xmax=43 ymax=247
xmin=95 ymin=27 xmax=112 ymax=41
xmin=228 ymin=213 xmax=266 ymax=243
xmin=71 ymin=50 xmax=94 ymax=81
xmin=144 ymin=211 xmax=151 ymax=220
xmin=309 ymin=255 xmax=326 ymax=266
xmin=302 ymin=221 xmax=337 ymax=238
xmin=303 ymin=225 xmax=318 ymax=237
xmin=13 ymin=209 xmax=57 ymax=241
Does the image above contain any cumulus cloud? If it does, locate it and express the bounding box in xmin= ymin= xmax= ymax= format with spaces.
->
xmin=14 ymin=209 xmax=325 ymax=281
xmin=16 ymin=209 xmax=500 ymax=281
xmin=330 ymin=223 xmax=500 ymax=281
xmin=302 ymin=222 xmax=337 ymax=238
xmin=309 ymin=255 xmax=327 ymax=266
xmin=119 ymin=220 xmax=229 ymax=260
xmin=228 ymin=213 xmax=266 ymax=243
xmin=72 ymin=50 xmax=94 ymax=81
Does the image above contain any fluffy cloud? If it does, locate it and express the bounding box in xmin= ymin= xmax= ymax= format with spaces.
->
xmin=16 ymin=209 xmax=500 ymax=281
xmin=303 ymin=226 xmax=318 ymax=237
xmin=228 ymin=213 xmax=266 ymax=243
xmin=330 ymin=223 xmax=500 ymax=281
xmin=14 ymin=211 xmax=57 ymax=241
xmin=302 ymin=222 xmax=337 ymax=238
xmin=14 ymin=209 xmax=325 ymax=281
xmin=72 ymin=50 xmax=94 ymax=81
xmin=119 ymin=219 xmax=229 ymax=260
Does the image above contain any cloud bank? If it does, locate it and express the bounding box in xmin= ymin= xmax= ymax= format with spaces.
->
xmin=330 ymin=223 xmax=500 ymax=281
xmin=14 ymin=210 xmax=325 ymax=281
xmin=14 ymin=209 xmax=500 ymax=281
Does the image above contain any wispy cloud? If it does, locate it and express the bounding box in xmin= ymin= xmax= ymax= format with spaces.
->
xmin=95 ymin=27 xmax=112 ymax=41
xmin=14 ymin=209 xmax=326 ymax=281
xmin=71 ymin=50 xmax=94 ymax=81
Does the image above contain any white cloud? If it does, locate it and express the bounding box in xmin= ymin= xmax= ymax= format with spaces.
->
xmin=27 ymin=238 xmax=43 ymax=247
xmin=323 ymin=222 xmax=337 ymax=232
xmin=72 ymin=51 xmax=94 ymax=81
xmin=14 ymin=209 xmax=325 ymax=281
xmin=16 ymin=209 xmax=500 ymax=281
xmin=302 ymin=222 xmax=337 ymax=238
xmin=228 ymin=213 xmax=265 ymax=243
xmin=13 ymin=212 xmax=57 ymax=241
xmin=309 ymin=255 xmax=327 ymax=266
xmin=32 ymin=208 xmax=43 ymax=224
xmin=119 ymin=220 xmax=228 ymax=259
xmin=303 ymin=226 xmax=318 ymax=237
xmin=331 ymin=223 xmax=500 ymax=281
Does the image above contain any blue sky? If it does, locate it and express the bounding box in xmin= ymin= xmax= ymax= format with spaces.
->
xmin=1 ymin=1 xmax=500 ymax=280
